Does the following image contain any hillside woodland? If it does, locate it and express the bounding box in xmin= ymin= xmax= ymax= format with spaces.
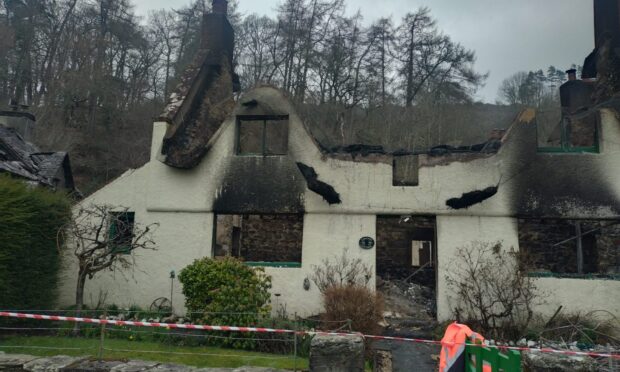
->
xmin=0 ymin=0 xmax=565 ymax=193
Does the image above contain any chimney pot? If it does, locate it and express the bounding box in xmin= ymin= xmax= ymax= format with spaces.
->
xmin=212 ymin=0 xmax=228 ymax=16
xmin=566 ymin=68 xmax=577 ymax=81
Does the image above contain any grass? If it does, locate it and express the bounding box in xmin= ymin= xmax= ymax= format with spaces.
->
xmin=0 ymin=336 xmax=308 ymax=370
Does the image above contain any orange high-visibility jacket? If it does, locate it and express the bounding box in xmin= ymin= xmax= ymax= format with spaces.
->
xmin=439 ymin=322 xmax=489 ymax=372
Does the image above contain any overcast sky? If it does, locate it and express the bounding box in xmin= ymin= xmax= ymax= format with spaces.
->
xmin=132 ymin=0 xmax=594 ymax=103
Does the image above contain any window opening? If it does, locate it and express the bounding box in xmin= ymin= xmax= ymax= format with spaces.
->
xmin=518 ymin=219 xmax=620 ymax=278
xmin=237 ymin=115 xmax=289 ymax=156
xmin=109 ymin=212 xmax=135 ymax=254
xmin=214 ymin=214 xmax=303 ymax=267
xmin=411 ymin=240 xmax=432 ymax=267
xmin=538 ymin=112 xmax=599 ymax=153
xmin=393 ymin=155 xmax=419 ymax=186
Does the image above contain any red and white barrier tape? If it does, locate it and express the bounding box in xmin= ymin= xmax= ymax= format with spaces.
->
xmin=1 ymin=311 xmax=619 ymax=360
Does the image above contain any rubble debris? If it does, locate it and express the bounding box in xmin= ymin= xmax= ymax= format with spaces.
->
xmin=378 ymin=278 xmax=436 ymax=328
xmin=522 ymin=350 xmax=599 ymax=372
xmin=446 ymin=186 xmax=498 ymax=209
xmin=296 ymin=162 xmax=341 ymax=204
xmin=373 ymin=350 xmax=393 ymax=372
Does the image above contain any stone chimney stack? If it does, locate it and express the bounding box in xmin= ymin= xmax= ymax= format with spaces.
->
xmin=212 ymin=0 xmax=228 ymax=16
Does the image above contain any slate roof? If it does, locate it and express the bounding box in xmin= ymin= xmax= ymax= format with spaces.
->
xmin=0 ymin=124 xmax=73 ymax=189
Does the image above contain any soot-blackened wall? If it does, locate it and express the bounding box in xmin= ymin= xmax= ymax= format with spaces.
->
xmin=240 ymin=214 xmax=303 ymax=263
xmin=504 ymin=113 xmax=620 ymax=218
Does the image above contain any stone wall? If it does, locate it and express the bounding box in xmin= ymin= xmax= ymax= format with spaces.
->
xmin=309 ymin=335 xmax=365 ymax=372
xmin=518 ymin=219 xmax=620 ymax=274
xmin=240 ymin=214 xmax=303 ymax=263
xmin=375 ymin=216 xmax=435 ymax=283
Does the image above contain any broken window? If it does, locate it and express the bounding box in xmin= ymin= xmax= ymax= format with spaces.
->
xmin=518 ymin=219 xmax=620 ymax=277
xmin=214 ymin=214 xmax=303 ymax=267
xmin=109 ymin=212 xmax=135 ymax=254
xmin=236 ymin=115 xmax=289 ymax=155
xmin=392 ymin=155 xmax=419 ymax=186
xmin=537 ymin=111 xmax=599 ymax=153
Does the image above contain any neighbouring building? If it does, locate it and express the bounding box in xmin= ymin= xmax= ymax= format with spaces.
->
xmin=0 ymin=104 xmax=75 ymax=192
xmin=58 ymin=0 xmax=620 ymax=320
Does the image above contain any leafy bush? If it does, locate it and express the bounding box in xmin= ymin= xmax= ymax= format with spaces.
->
xmin=0 ymin=175 xmax=72 ymax=310
xmin=321 ymin=284 xmax=384 ymax=336
xmin=178 ymin=257 xmax=272 ymax=348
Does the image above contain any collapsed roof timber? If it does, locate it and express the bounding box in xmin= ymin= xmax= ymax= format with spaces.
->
xmin=0 ymin=113 xmax=75 ymax=191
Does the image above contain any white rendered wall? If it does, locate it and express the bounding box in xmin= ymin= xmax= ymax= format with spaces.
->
xmin=266 ymin=214 xmax=376 ymax=317
xmin=57 ymin=88 xmax=620 ymax=321
xmin=56 ymin=165 xmax=214 ymax=312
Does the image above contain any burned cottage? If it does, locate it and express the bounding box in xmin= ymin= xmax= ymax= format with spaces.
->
xmin=58 ymin=0 xmax=620 ymax=321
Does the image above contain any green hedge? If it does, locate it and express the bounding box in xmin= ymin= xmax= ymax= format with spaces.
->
xmin=0 ymin=175 xmax=72 ymax=309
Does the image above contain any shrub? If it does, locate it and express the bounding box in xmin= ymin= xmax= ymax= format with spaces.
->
xmin=322 ymin=285 xmax=384 ymax=336
xmin=178 ymin=256 xmax=272 ymax=348
xmin=0 ymin=175 xmax=72 ymax=310
xmin=445 ymin=241 xmax=539 ymax=340
xmin=311 ymin=249 xmax=373 ymax=293
xmin=311 ymin=251 xmax=383 ymax=336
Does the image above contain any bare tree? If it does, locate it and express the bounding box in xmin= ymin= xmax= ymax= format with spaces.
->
xmin=149 ymin=9 xmax=178 ymax=100
xmin=445 ymin=241 xmax=539 ymax=339
xmin=60 ymin=204 xmax=158 ymax=324
xmin=498 ymin=68 xmax=566 ymax=108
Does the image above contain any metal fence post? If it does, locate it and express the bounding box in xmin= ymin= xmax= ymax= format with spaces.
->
xmin=293 ymin=312 xmax=298 ymax=372
xmin=98 ymin=311 xmax=106 ymax=361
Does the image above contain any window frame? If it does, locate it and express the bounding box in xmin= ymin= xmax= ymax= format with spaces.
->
xmin=108 ymin=211 xmax=135 ymax=255
xmin=518 ymin=218 xmax=620 ymax=280
xmin=537 ymin=117 xmax=600 ymax=154
xmin=235 ymin=115 xmax=289 ymax=156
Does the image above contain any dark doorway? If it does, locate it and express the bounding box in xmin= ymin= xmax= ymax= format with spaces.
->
xmin=376 ymin=215 xmax=437 ymax=322
xmin=376 ymin=215 xmax=436 ymax=285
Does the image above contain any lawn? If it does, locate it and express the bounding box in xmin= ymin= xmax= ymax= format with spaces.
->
xmin=0 ymin=336 xmax=308 ymax=370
